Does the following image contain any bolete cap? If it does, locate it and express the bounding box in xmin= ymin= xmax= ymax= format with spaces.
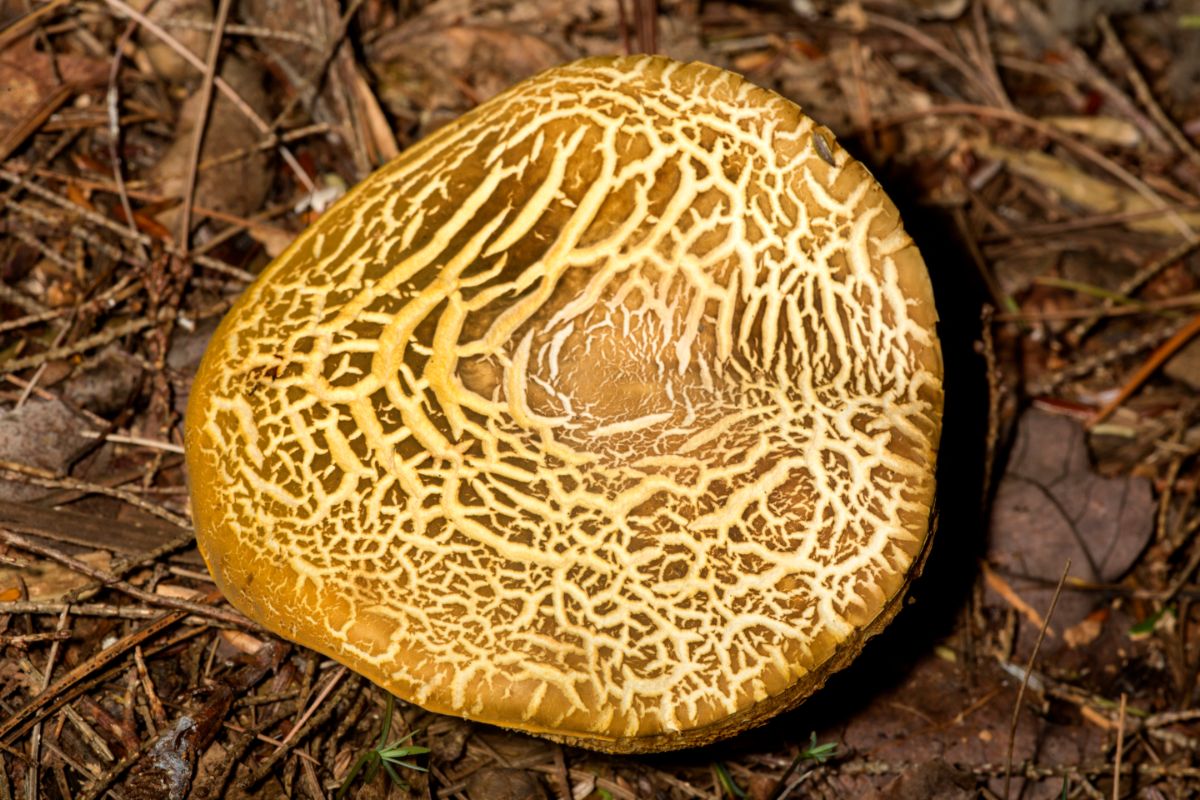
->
xmin=186 ymin=55 xmax=943 ymax=753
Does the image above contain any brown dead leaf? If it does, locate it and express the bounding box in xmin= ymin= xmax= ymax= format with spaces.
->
xmin=0 ymin=37 xmax=106 ymax=161
xmin=218 ymin=629 xmax=264 ymax=655
xmin=0 ymin=399 xmax=97 ymax=502
xmin=347 ymin=62 xmax=399 ymax=165
xmin=987 ymin=408 xmax=1154 ymax=648
xmin=150 ymin=56 xmax=271 ymax=238
xmin=840 ymin=652 xmax=1105 ymax=797
xmin=1062 ymin=608 xmax=1106 ymax=649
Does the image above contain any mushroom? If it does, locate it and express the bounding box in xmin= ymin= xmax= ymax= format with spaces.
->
xmin=185 ymin=55 xmax=942 ymax=753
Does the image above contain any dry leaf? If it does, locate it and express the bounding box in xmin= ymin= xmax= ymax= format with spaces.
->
xmin=0 ymin=37 xmax=105 ymax=159
xmin=1043 ymin=115 xmax=1141 ymax=148
xmin=0 ymin=399 xmax=95 ymax=502
xmin=977 ymin=142 xmax=1200 ymax=235
xmin=129 ymin=0 xmax=212 ymax=83
xmin=218 ymin=629 xmax=265 ymax=654
xmin=987 ymin=408 xmax=1154 ymax=650
xmin=150 ymin=56 xmax=271 ymax=238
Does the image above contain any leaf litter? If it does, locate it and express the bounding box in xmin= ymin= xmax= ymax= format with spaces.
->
xmin=1 ymin=0 xmax=1200 ymax=797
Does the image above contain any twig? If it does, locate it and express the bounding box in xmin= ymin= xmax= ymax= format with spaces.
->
xmin=0 ymin=607 xmax=188 ymax=744
xmin=554 ymin=745 xmax=571 ymax=800
xmin=1028 ymin=318 xmax=1192 ymax=394
xmin=99 ymin=0 xmax=314 ymax=193
xmin=160 ymin=18 xmax=319 ymax=47
xmin=178 ymin=0 xmax=234 ymax=253
xmin=278 ymin=666 xmax=348 ymax=750
xmin=971 ymin=0 xmax=1012 ymax=110
xmin=1004 ymin=559 xmax=1071 ymax=799
xmin=0 ymin=529 xmax=255 ymax=630
xmin=1086 ymin=313 xmax=1200 ymax=428
xmin=1113 ymin=693 xmax=1127 ymax=800
xmin=0 ymin=602 xmax=164 ymax=620
xmin=0 ymin=457 xmax=188 ymax=527
xmin=616 ymin=0 xmax=631 ymax=55
xmin=1097 ymin=15 xmax=1200 ymax=174
xmin=78 ymin=430 xmax=185 ymax=454
xmin=106 ymin=19 xmax=148 ymax=264
xmin=998 ymin=294 xmax=1200 ymax=323
xmin=1068 ymin=237 xmax=1200 ymax=343
xmin=837 ymin=756 xmax=1200 ymax=779
xmin=981 ymin=199 xmax=1200 ymax=242
xmin=876 ymin=104 xmax=1197 ymax=239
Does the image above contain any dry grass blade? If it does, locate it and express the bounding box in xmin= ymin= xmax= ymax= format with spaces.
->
xmin=177 ymin=0 xmax=234 ymax=253
xmin=1113 ymin=692 xmax=1127 ymax=800
xmin=1004 ymin=560 xmax=1071 ymax=799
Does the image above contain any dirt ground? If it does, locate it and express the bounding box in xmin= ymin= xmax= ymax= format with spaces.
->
xmin=2 ymin=0 xmax=1200 ymax=798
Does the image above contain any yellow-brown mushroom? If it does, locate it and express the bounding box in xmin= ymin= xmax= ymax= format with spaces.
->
xmin=185 ymin=55 xmax=942 ymax=753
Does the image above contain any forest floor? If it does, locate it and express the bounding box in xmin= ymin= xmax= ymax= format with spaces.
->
xmin=2 ymin=0 xmax=1200 ymax=798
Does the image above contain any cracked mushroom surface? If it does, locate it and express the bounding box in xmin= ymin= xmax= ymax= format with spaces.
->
xmin=186 ymin=55 xmax=943 ymax=753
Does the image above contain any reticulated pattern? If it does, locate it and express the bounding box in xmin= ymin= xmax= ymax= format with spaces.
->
xmin=186 ymin=55 xmax=943 ymax=752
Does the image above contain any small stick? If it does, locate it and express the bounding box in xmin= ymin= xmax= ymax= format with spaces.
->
xmin=874 ymin=104 xmax=1197 ymax=239
xmin=0 ymin=456 xmax=188 ymax=527
xmin=100 ymin=0 xmax=314 ymax=193
xmin=0 ymin=529 xmax=254 ymax=630
xmin=178 ymin=0 xmax=234 ymax=254
xmin=971 ymin=0 xmax=1012 ymax=111
xmin=555 ymin=744 xmax=572 ymax=800
xmin=1098 ymin=15 xmax=1200 ymax=171
xmin=106 ymin=19 xmax=149 ymax=264
xmin=277 ymin=666 xmax=348 ymax=749
xmin=134 ymin=646 xmax=168 ymax=729
xmin=0 ymin=631 xmax=72 ymax=645
xmin=1086 ymin=312 xmax=1200 ymax=428
xmin=1069 ymin=237 xmax=1200 ymax=343
xmin=1113 ymin=693 xmax=1127 ymax=800
xmin=1004 ymin=559 xmax=1071 ymax=799
xmin=0 ymin=602 xmax=161 ymax=620
xmin=616 ymin=0 xmax=631 ymax=55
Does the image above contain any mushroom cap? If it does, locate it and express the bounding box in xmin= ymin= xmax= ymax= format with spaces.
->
xmin=186 ymin=55 xmax=943 ymax=753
